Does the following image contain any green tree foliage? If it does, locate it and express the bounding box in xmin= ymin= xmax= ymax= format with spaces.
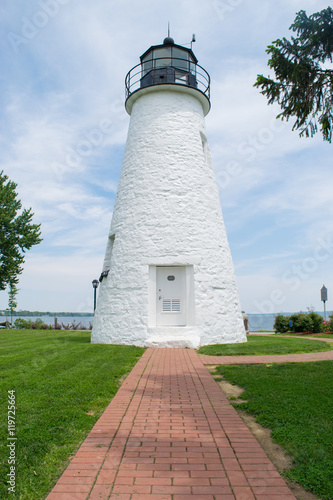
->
xmin=274 ymin=311 xmax=324 ymax=333
xmin=0 ymin=170 xmax=42 ymax=290
xmin=273 ymin=314 xmax=290 ymax=333
xmin=289 ymin=312 xmax=315 ymax=332
xmin=255 ymin=7 xmax=333 ymax=142
xmin=8 ymin=282 xmax=18 ymax=323
xmin=308 ymin=310 xmax=324 ymax=332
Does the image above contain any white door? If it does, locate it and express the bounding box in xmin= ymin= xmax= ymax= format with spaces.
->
xmin=156 ymin=267 xmax=186 ymax=326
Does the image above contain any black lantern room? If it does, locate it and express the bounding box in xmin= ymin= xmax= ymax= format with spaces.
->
xmin=125 ymin=37 xmax=210 ymax=112
xmin=140 ymin=37 xmax=198 ymax=89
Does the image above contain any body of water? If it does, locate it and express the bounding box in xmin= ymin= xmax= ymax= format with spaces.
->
xmin=248 ymin=314 xmax=277 ymax=331
xmin=248 ymin=311 xmax=331 ymax=331
xmin=2 ymin=312 xmax=330 ymax=332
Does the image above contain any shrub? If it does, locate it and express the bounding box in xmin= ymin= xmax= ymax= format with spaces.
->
xmin=289 ymin=313 xmax=313 ymax=333
xmin=14 ymin=318 xmax=33 ymax=329
xmin=31 ymin=318 xmax=50 ymax=330
xmin=274 ymin=314 xmax=290 ymax=333
xmin=71 ymin=321 xmax=82 ymax=330
xmin=327 ymin=313 xmax=333 ymax=332
xmin=307 ymin=311 xmax=323 ymax=333
xmin=61 ymin=321 xmax=85 ymax=330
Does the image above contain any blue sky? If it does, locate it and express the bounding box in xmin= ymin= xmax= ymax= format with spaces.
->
xmin=1 ymin=0 xmax=332 ymax=314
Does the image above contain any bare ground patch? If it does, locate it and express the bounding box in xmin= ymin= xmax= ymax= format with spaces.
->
xmin=208 ymin=366 xmax=320 ymax=500
xmin=118 ymin=372 xmax=130 ymax=387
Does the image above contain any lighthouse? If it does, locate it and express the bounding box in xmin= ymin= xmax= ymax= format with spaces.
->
xmin=91 ymin=36 xmax=246 ymax=348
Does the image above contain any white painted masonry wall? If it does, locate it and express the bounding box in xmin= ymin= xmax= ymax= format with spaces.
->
xmin=91 ymin=86 xmax=246 ymax=347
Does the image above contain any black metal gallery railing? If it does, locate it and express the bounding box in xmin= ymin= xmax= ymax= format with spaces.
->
xmin=125 ymin=57 xmax=210 ymax=101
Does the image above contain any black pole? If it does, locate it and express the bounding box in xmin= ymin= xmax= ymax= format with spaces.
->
xmin=92 ymin=279 xmax=99 ymax=313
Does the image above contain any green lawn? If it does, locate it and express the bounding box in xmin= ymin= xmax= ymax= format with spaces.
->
xmin=0 ymin=329 xmax=144 ymax=500
xmin=285 ymin=333 xmax=333 ymax=339
xmin=198 ymin=334 xmax=333 ymax=356
xmin=213 ymin=361 xmax=333 ymax=499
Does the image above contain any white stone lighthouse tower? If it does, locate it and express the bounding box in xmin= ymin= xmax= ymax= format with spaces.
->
xmin=91 ymin=36 xmax=246 ymax=348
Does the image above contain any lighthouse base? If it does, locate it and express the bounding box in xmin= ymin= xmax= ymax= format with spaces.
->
xmin=145 ymin=327 xmax=201 ymax=349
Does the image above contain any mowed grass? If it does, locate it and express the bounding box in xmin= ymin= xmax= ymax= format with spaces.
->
xmin=213 ymin=361 xmax=333 ymax=499
xmin=198 ymin=334 xmax=333 ymax=356
xmin=285 ymin=333 xmax=333 ymax=339
xmin=0 ymin=329 xmax=144 ymax=500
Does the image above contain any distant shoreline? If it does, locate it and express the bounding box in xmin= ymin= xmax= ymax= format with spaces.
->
xmin=0 ymin=311 xmax=94 ymax=317
xmin=1 ymin=311 xmax=329 ymax=318
xmin=0 ymin=311 xmax=330 ymax=332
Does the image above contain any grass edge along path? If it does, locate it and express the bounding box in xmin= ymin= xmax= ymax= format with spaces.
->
xmin=212 ymin=361 xmax=333 ymax=500
xmin=198 ymin=334 xmax=333 ymax=356
xmin=0 ymin=329 xmax=145 ymax=500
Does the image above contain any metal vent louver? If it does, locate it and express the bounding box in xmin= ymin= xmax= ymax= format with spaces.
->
xmin=171 ymin=299 xmax=181 ymax=312
xmin=162 ymin=299 xmax=181 ymax=312
xmin=163 ymin=299 xmax=171 ymax=312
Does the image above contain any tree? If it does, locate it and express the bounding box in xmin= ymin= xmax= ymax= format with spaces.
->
xmin=255 ymin=7 xmax=333 ymax=142
xmin=273 ymin=313 xmax=289 ymax=333
xmin=8 ymin=281 xmax=18 ymax=326
xmin=0 ymin=170 xmax=42 ymax=290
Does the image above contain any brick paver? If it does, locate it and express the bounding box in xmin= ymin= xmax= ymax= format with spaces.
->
xmin=46 ymin=348 xmax=295 ymax=499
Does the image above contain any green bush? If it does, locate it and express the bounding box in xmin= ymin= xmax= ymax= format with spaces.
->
xmin=274 ymin=314 xmax=290 ymax=333
xmin=289 ymin=313 xmax=314 ymax=333
xmin=31 ymin=318 xmax=48 ymax=329
xmin=14 ymin=318 xmax=33 ymax=329
xmin=274 ymin=311 xmax=325 ymax=334
xmin=307 ymin=311 xmax=323 ymax=333
xmin=14 ymin=318 xmax=50 ymax=330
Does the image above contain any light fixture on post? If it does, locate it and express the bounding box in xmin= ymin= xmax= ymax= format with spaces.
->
xmin=92 ymin=279 xmax=99 ymax=312
xmin=321 ymin=284 xmax=328 ymax=321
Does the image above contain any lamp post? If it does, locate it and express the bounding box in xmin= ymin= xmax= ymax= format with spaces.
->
xmin=321 ymin=284 xmax=328 ymax=321
xmin=92 ymin=279 xmax=99 ymax=312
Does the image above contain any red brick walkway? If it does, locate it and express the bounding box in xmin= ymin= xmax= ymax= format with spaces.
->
xmin=47 ymin=348 xmax=295 ymax=499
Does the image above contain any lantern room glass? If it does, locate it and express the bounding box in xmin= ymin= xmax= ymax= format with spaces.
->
xmin=141 ymin=46 xmax=196 ymax=77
